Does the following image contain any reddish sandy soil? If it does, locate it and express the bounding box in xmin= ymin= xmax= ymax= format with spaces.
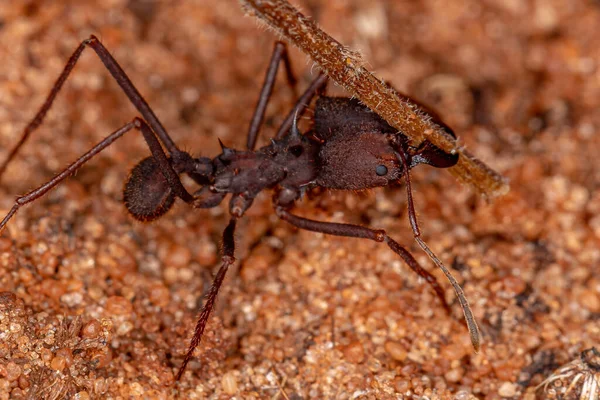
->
xmin=0 ymin=1 xmax=599 ymax=399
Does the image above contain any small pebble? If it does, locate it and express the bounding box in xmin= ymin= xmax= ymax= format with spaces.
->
xmin=50 ymin=355 xmax=67 ymax=371
xmin=5 ymin=362 xmax=20 ymax=381
xmin=498 ymin=382 xmax=517 ymax=397
xmin=221 ymin=371 xmax=238 ymax=395
xmin=81 ymin=319 xmax=102 ymax=338
xmin=105 ymin=296 xmax=133 ymax=316
xmin=385 ymin=341 xmax=408 ymax=361
xmin=342 ymin=341 xmax=365 ymax=364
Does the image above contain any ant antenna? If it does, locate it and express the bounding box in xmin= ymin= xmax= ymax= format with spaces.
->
xmin=395 ymin=150 xmax=481 ymax=353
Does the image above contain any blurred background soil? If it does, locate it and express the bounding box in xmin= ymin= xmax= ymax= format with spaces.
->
xmin=0 ymin=0 xmax=599 ymax=399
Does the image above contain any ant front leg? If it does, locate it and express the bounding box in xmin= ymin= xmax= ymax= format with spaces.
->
xmin=394 ymin=149 xmax=480 ymax=350
xmin=247 ymin=42 xmax=298 ymax=151
xmin=0 ymin=35 xmax=183 ymax=182
xmin=273 ymin=203 xmax=480 ymax=353
xmin=176 ymin=217 xmax=237 ymax=380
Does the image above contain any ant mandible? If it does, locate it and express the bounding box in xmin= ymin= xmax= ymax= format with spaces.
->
xmin=0 ymin=35 xmax=480 ymax=380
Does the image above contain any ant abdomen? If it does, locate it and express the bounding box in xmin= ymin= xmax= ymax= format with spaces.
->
xmin=123 ymin=156 xmax=175 ymax=222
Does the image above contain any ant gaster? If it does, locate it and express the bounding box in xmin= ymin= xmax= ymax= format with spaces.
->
xmin=0 ymin=36 xmax=480 ymax=380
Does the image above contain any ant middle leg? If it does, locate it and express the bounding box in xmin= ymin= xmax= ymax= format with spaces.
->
xmin=273 ymin=205 xmax=451 ymax=312
xmin=0 ymin=35 xmax=182 ymax=182
xmin=274 ymin=204 xmax=480 ymax=352
xmin=247 ymin=41 xmax=298 ymax=150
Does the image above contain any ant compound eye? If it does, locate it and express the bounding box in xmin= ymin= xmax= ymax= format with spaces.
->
xmin=376 ymin=165 xmax=388 ymax=176
xmin=289 ymin=145 xmax=304 ymax=157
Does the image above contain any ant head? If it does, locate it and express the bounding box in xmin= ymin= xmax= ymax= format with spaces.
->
xmin=124 ymin=156 xmax=175 ymax=222
xmin=316 ymin=132 xmax=404 ymax=190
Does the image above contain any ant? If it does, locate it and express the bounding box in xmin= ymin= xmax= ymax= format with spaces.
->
xmin=0 ymin=35 xmax=480 ymax=380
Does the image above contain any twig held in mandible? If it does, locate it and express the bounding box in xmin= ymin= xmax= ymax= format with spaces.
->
xmin=239 ymin=0 xmax=509 ymax=200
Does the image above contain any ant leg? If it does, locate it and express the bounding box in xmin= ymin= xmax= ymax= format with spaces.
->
xmin=85 ymin=36 xmax=179 ymax=153
xmin=274 ymin=205 xmax=480 ymax=353
xmin=247 ymin=41 xmax=297 ymax=150
xmin=275 ymin=73 xmax=328 ymax=139
xmin=0 ymin=121 xmax=137 ymax=233
xmin=0 ymin=35 xmax=181 ymax=182
xmin=395 ymin=150 xmax=464 ymax=311
xmin=274 ymin=206 xmax=449 ymax=310
xmin=0 ymin=41 xmax=87 ymax=180
xmin=395 ymin=150 xmax=480 ymax=349
xmin=0 ymin=117 xmax=193 ymax=234
xmin=176 ymin=218 xmax=237 ymax=380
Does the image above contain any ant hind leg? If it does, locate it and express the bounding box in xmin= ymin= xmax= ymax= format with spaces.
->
xmin=0 ymin=35 xmax=182 ymax=183
xmin=0 ymin=120 xmax=137 ymax=233
xmin=0 ymin=117 xmax=194 ymax=233
xmin=176 ymin=218 xmax=237 ymax=380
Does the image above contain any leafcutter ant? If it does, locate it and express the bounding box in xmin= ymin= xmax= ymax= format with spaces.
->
xmin=0 ymin=36 xmax=480 ymax=380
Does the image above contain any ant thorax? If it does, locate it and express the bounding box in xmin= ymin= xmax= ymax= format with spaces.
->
xmin=211 ymin=131 xmax=320 ymax=195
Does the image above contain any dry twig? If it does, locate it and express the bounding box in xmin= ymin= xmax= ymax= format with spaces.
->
xmin=239 ymin=0 xmax=509 ymax=199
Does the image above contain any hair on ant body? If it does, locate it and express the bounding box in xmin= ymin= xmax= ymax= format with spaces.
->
xmin=0 ymin=36 xmax=480 ymax=380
